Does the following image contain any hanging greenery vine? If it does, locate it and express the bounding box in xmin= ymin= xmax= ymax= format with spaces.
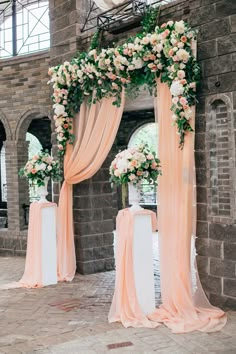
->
xmin=141 ymin=6 xmax=160 ymax=34
xmin=48 ymin=18 xmax=200 ymax=156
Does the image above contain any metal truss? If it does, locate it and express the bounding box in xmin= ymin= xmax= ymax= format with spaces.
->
xmin=81 ymin=0 xmax=178 ymax=33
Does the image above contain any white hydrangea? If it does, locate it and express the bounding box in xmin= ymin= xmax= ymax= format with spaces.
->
xmin=170 ymin=81 xmax=184 ymax=96
xmin=176 ymin=49 xmax=190 ymax=63
xmin=53 ymin=103 xmax=65 ymax=116
xmin=184 ymin=108 xmax=193 ymax=120
xmin=132 ymin=57 xmax=144 ymax=69
xmin=175 ymin=20 xmax=185 ymax=34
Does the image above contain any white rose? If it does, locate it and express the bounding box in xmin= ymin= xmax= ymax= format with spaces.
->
xmin=170 ymin=81 xmax=184 ymax=96
xmin=150 ymin=33 xmax=158 ymax=45
xmin=53 ymin=103 xmax=65 ymax=116
xmin=177 ymin=70 xmax=185 ymax=79
xmin=175 ymin=20 xmax=185 ymax=34
xmin=141 ymin=36 xmax=150 ymax=45
xmin=88 ymin=49 xmax=96 ymax=56
xmin=40 ymin=163 xmax=47 ymax=171
xmin=47 ymin=165 xmax=52 ymax=171
xmin=77 ymin=70 xmax=83 ymax=78
xmin=176 ymin=49 xmax=190 ymax=63
xmin=155 ymin=43 xmax=163 ymax=52
xmin=117 ymin=158 xmax=129 ymax=173
xmin=184 ymin=108 xmax=193 ymax=120
xmin=132 ymin=57 xmax=144 ymax=69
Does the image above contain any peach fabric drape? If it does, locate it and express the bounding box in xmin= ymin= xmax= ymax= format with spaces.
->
xmin=108 ymin=82 xmax=226 ymax=333
xmin=57 ymin=91 xmax=125 ymax=281
xmin=108 ymin=209 xmax=159 ymax=328
xmin=147 ymin=81 xmax=226 ymax=332
xmin=0 ymin=202 xmax=57 ymax=290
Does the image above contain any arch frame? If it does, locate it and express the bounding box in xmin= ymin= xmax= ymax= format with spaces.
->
xmin=0 ymin=110 xmax=12 ymax=141
xmin=15 ymin=107 xmax=52 ymax=142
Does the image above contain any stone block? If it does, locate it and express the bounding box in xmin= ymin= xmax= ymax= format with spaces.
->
xmin=196 ymin=221 xmax=208 ymax=238
xmin=200 ymin=273 xmax=222 ymax=294
xmin=231 ymin=14 xmax=236 ymax=33
xmin=74 ymin=208 xmax=102 ymax=223
xmin=195 ymin=110 xmax=207 ymax=132
xmin=77 ymin=247 xmax=94 ymax=262
xmin=197 ymin=203 xmax=207 ymax=221
xmin=75 ymin=220 xmax=114 ymax=236
xmin=73 ymin=183 xmax=90 ymax=196
xmin=216 ymin=0 xmax=236 ymax=18
xmin=209 ymin=223 xmax=236 ymax=241
xmin=209 ymin=239 xmax=223 ymax=258
xmin=189 ymin=4 xmax=216 ymax=26
xmin=93 ymin=245 xmax=114 ymax=260
xmin=92 ymin=169 xmax=109 ymax=182
xmin=204 ymin=54 xmax=232 ymax=77
xmin=52 ymin=25 xmax=77 ymax=46
xmin=75 ymin=234 xmax=104 ymax=249
xmin=49 ymin=1 xmax=77 ymax=21
xmin=196 ymin=168 xmax=207 ymax=186
xmin=73 ymin=196 xmax=92 ymax=209
xmin=224 ymin=278 xmax=236 ymax=297
xmin=196 ymin=255 xmax=209 ymax=274
xmin=195 ymin=151 xmax=207 ymax=169
xmin=199 ymin=18 xmax=230 ymax=42
xmin=92 ymin=195 xmax=113 ymax=208
xmin=210 ymin=258 xmax=235 ymax=278
xmin=103 ymin=233 xmax=114 ymax=246
xmin=77 ymin=258 xmax=115 ymax=274
xmin=217 ymin=72 xmax=236 ymax=93
xmin=196 ymin=97 xmax=206 ymax=116
xmin=77 ymin=260 xmax=94 ymax=275
xmin=102 ymin=207 xmax=114 ymax=220
xmin=209 ymin=293 xmax=236 ymax=310
xmin=196 ymin=237 xmax=209 ymax=256
xmin=195 ymin=133 xmax=206 ymax=151
xmin=218 ymin=34 xmax=236 ymax=55
xmin=224 ymin=242 xmax=236 ymax=261
xmin=197 ymin=186 xmax=207 ymax=203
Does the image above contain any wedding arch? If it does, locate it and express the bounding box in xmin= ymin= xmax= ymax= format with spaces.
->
xmin=48 ymin=15 xmax=227 ymax=333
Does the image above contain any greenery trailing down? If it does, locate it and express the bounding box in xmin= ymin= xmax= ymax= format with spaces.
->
xmin=48 ymin=18 xmax=200 ymax=156
xmin=141 ymin=6 xmax=160 ymax=34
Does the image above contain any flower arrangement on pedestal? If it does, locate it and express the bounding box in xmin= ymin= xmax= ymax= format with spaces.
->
xmin=109 ymin=144 xmax=161 ymax=210
xmin=19 ymin=151 xmax=61 ymax=202
xmin=19 ymin=150 xmax=61 ymax=187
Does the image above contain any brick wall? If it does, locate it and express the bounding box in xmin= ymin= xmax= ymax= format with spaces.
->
xmin=0 ymin=51 xmax=51 ymax=254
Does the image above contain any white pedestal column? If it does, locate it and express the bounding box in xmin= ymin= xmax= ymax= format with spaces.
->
xmin=133 ymin=214 xmax=155 ymax=314
xmin=41 ymin=205 xmax=57 ymax=286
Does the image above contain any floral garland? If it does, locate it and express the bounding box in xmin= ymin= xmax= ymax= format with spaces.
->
xmin=48 ymin=20 xmax=200 ymax=156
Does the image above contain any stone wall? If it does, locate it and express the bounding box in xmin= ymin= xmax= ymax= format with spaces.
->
xmin=0 ymin=51 xmax=51 ymax=255
xmin=193 ymin=0 xmax=236 ymax=309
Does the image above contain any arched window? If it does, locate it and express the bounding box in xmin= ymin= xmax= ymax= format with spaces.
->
xmin=26 ymin=132 xmax=42 ymax=201
xmin=0 ymin=0 xmax=49 ymax=58
xmin=128 ymin=122 xmax=158 ymax=205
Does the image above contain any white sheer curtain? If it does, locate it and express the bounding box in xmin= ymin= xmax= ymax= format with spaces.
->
xmin=94 ymin=0 xmax=130 ymax=11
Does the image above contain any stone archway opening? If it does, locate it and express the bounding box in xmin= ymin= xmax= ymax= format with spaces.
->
xmin=16 ymin=112 xmax=52 ymax=229
xmin=0 ymin=120 xmax=7 ymax=229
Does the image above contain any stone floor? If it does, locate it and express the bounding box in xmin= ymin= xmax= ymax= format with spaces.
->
xmin=0 ymin=256 xmax=236 ymax=354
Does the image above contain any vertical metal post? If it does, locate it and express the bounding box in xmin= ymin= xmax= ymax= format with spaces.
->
xmin=12 ymin=0 xmax=17 ymax=56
